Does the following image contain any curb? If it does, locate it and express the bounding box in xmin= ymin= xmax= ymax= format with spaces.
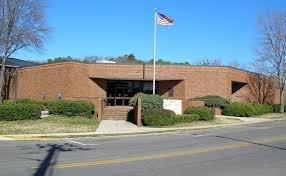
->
xmin=1 ymin=118 xmax=286 ymax=141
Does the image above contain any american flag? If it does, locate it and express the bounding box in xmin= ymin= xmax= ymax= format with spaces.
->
xmin=157 ymin=12 xmax=174 ymax=26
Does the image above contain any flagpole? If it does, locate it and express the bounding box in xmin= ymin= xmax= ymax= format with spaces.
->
xmin=152 ymin=8 xmax=157 ymax=95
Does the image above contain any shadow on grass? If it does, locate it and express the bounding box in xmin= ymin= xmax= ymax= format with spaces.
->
xmin=21 ymin=142 xmax=95 ymax=176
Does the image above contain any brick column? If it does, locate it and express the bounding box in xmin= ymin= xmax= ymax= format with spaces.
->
xmin=135 ymin=98 xmax=142 ymax=127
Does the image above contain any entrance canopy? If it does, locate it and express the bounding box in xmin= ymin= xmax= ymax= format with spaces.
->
xmin=91 ymin=77 xmax=183 ymax=106
xmin=90 ymin=76 xmax=183 ymax=81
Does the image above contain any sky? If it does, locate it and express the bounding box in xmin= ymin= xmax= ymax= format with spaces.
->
xmin=14 ymin=0 xmax=286 ymax=67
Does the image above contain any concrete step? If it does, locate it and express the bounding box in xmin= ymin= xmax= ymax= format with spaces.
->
xmin=102 ymin=106 xmax=133 ymax=120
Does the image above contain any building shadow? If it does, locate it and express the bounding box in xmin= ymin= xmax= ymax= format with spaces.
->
xmin=19 ymin=142 xmax=95 ymax=176
xmin=127 ymin=108 xmax=135 ymax=124
xmin=214 ymin=135 xmax=286 ymax=151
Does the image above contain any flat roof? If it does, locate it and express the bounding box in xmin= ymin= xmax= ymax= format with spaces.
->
xmin=19 ymin=60 xmax=258 ymax=75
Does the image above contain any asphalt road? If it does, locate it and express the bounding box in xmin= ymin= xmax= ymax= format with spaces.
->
xmin=1 ymin=120 xmax=286 ymax=176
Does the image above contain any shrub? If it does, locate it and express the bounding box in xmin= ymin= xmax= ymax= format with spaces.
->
xmin=174 ymin=114 xmax=200 ymax=123
xmin=47 ymin=100 xmax=95 ymax=118
xmin=142 ymin=108 xmax=176 ymax=127
xmin=0 ymin=103 xmax=41 ymax=121
xmin=3 ymin=100 xmax=14 ymax=105
xmin=184 ymin=107 xmax=215 ymax=121
xmin=223 ymin=103 xmax=274 ymax=117
xmin=129 ymin=93 xmax=163 ymax=110
xmin=3 ymin=99 xmax=45 ymax=109
xmin=15 ymin=98 xmax=43 ymax=105
xmin=271 ymin=104 xmax=286 ymax=113
xmin=192 ymin=95 xmax=229 ymax=108
xmin=272 ymin=104 xmax=280 ymax=113
xmin=253 ymin=104 xmax=274 ymax=115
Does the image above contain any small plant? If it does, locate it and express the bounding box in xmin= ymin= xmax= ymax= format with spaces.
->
xmin=142 ymin=108 xmax=176 ymax=127
xmin=129 ymin=93 xmax=163 ymax=110
xmin=184 ymin=107 xmax=215 ymax=121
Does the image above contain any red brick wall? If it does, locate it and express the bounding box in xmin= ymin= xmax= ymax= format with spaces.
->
xmin=17 ymin=62 xmax=71 ymax=101
xmin=16 ymin=61 xmax=280 ymax=111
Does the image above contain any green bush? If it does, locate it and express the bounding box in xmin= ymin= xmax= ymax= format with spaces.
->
xmin=223 ymin=103 xmax=274 ymax=117
xmin=3 ymin=100 xmax=14 ymax=105
xmin=272 ymin=104 xmax=280 ymax=113
xmin=174 ymin=114 xmax=200 ymax=123
xmin=253 ymin=104 xmax=274 ymax=115
xmin=271 ymin=104 xmax=286 ymax=113
xmin=47 ymin=100 xmax=95 ymax=118
xmin=0 ymin=103 xmax=41 ymax=121
xmin=142 ymin=108 xmax=176 ymax=127
xmin=4 ymin=99 xmax=45 ymax=109
xmin=14 ymin=98 xmax=43 ymax=104
xmin=184 ymin=107 xmax=215 ymax=121
xmin=192 ymin=95 xmax=229 ymax=108
xmin=129 ymin=93 xmax=163 ymax=110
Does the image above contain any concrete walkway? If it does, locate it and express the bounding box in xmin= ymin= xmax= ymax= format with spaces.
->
xmin=95 ymin=120 xmax=141 ymax=134
xmin=95 ymin=120 xmax=167 ymax=135
xmin=216 ymin=115 xmax=271 ymax=122
xmin=0 ymin=136 xmax=13 ymax=141
xmin=95 ymin=116 xmax=277 ymax=135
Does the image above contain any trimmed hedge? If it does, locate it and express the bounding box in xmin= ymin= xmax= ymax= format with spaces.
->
xmin=129 ymin=93 xmax=163 ymax=110
xmin=15 ymin=99 xmax=44 ymax=105
xmin=4 ymin=98 xmax=43 ymax=104
xmin=223 ymin=103 xmax=274 ymax=117
xmin=142 ymin=108 xmax=176 ymax=127
xmin=0 ymin=103 xmax=41 ymax=121
xmin=272 ymin=104 xmax=280 ymax=113
xmin=192 ymin=95 xmax=229 ymax=108
xmin=175 ymin=114 xmax=200 ymax=123
xmin=272 ymin=104 xmax=286 ymax=113
xmin=47 ymin=100 xmax=95 ymax=117
xmin=184 ymin=107 xmax=215 ymax=121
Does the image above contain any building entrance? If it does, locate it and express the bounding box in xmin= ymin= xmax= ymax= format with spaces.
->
xmin=106 ymin=80 xmax=154 ymax=106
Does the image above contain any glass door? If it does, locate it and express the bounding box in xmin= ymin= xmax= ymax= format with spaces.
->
xmin=115 ymin=87 xmax=129 ymax=106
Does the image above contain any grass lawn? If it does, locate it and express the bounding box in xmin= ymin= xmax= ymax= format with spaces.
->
xmin=173 ymin=117 xmax=242 ymax=128
xmin=0 ymin=115 xmax=99 ymax=135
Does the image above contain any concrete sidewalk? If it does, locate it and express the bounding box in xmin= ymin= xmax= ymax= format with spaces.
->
xmin=216 ymin=115 xmax=271 ymax=122
xmin=95 ymin=116 xmax=274 ymax=135
xmin=1 ymin=117 xmax=285 ymax=141
xmin=95 ymin=120 xmax=143 ymax=134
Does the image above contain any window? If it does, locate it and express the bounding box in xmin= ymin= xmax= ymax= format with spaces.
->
xmin=168 ymin=87 xmax=174 ymax=97
xmin=143 ymin=81 xmax=153 ymax=94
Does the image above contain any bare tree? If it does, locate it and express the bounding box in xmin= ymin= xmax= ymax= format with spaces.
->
xmin=0 ymin=0 xmax=49 ymax=104
xmin=83 ymin=56 xmax=101 ymax=63
xmin=228 ymin=59 xmax=240 ymax=69
xmin=198 ymin=58 xmax=223 ymax=66
xmin=247 ymin=73 xmax=275 ymax=104
xmin=256 ymin=11 xmax=286 ymax=112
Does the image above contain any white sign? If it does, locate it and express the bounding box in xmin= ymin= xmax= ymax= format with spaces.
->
xmin=163 ymin=99 xmax=182 ymax=115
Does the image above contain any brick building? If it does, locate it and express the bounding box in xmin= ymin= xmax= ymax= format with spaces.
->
xmin=0 ymin=58 xmax=37 ymax=100
xmin=9 ymin=61 xmax=279 ymax=114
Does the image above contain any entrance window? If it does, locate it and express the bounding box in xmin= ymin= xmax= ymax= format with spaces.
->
xmin=106 ymin=80 xmax=155 ymax=106
xmin=143 ymin=82 xmax=153 ymax=94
